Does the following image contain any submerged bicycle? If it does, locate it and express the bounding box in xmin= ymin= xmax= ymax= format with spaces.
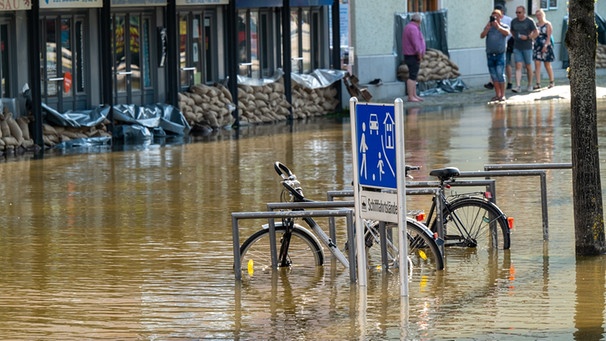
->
xmin=410 ymin=166 xmax=512 ymax=251
xmin=351 ymin=164 xmax=511 ymax=272
xmin=238 ymin=162 xmax=444 ymax=280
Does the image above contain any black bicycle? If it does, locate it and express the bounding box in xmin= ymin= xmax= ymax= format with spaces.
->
xmin=412 ymin=166 xmax=511 ymax=251
xmin=238 ymin=162 xmax=444 ymax=280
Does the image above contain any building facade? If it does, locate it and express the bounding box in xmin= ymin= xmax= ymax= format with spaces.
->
xmin=349 ymin=0 xmax=606 ymax=100
xmin=1 ymin=0 xmax=336 ymax=140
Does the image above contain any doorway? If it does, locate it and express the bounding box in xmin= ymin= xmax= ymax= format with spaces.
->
xmin=111 ymin=12 xmax=155 ymax=105
xmin=40 ymin=14 xmax=87 ymax=112
xmin=178 ymin=10 xmax=218 ymax=89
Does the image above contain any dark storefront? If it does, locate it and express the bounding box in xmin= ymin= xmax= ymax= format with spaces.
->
xmin=5 ymin=0 xmax=338 ymax=151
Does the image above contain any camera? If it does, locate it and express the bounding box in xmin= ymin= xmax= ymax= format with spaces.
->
xmin=490 ymin=15 xmax=496 ymax=22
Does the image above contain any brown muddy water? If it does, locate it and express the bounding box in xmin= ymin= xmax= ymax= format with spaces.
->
xmin=1 ymin=101 xmax=606 ymax=340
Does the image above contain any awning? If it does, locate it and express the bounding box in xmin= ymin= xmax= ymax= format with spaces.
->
xmin=236 ymin=0 xmax=333 ymax=8
xmin=290 ymin=0 xmax=333 ymax=6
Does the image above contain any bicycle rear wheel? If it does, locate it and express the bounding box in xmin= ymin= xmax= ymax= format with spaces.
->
xmin=365 ymin=220 xmax=444 ymax=274
xmin=239 ymin=225 xmax=324 ymax=279
xmin=436 ymin=197 xmax=510 ymax=250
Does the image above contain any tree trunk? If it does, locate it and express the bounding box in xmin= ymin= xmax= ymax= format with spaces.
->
xmin=565 ymin=0 xmax=606 ymax=255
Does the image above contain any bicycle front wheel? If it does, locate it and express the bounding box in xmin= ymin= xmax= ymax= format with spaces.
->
xmin=365 ymin=220 xmax=444 ymax=273
xmin=239 ymin=225 xmax=324 ymax=278
xmin=437 ymin=197 xmax=510 ymax=250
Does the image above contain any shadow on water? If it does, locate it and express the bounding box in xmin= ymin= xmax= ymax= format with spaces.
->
xmin=1 ymin=102 xmax=606 ymax=339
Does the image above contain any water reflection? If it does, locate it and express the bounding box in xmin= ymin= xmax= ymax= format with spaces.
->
xmin=1 ymin=103 xmax=606 ymax=339
xmin=574 ymin=256 xmax=606 ymax=340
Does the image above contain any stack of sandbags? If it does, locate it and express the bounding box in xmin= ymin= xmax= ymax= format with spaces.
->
xmin=0 ymin=111 xmax=35 ymax=151
xmin=179 ymin=78 xmax=340 ymax=127
xmin=237 ymin=81 xmax=291 ymax=124
xmin=397 ymin=48 xmax=461 ymax=82
xmin=291 ymin=83 xmax=340 ymax=119
xmin=236 ymin=79 xmax=340 ymax=123
xmin=597 ymin=44 xmax=606 ymax=68
xmin=42 ymin=122 xmax=111 ymax=148
xmin=178 ymin=83 xmax=235 ymax=130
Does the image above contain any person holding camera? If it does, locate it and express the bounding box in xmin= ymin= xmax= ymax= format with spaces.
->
xmin=510 ymin=5 xmax=538 ymax=93
xmin=480 ymin=8 xmax=510 ymax=102
xmin=483 ymin=4 xmax=513 ymax=90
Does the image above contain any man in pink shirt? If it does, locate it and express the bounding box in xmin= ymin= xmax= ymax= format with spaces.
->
xmin=402 ymin=13 xmax=426 ymax=102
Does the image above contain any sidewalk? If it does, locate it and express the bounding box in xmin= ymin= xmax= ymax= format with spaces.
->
xmin=401 ymin=68 xmax=606 ymax=107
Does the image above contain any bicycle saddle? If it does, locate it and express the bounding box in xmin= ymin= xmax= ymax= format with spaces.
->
xmin=429 ymin=167 xmax=460 ymax=181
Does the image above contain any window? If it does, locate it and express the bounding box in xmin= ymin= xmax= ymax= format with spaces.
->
xmin=179 ymin=10 xmax=218 ymax=88
xmin=111 ymin=12 xmax=154 ymax=105
xmin=290 ymin=7 xmax=326 ymax=74
xmin=0 ymin=23 xmax=10 ymax=97
xmin=540 ymin=0 xmax=557 ymax=10
xmin=408 ymin=0 xmax=439 ymax=12
xmin=237 ymin=10 xmax=259 ymax=78
xmin=238 ymin=7 xmax=325 ymax=78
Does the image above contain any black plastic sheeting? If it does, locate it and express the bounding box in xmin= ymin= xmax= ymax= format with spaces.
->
xmin=394 ymin=9 xmax=449 ymax=64
xmin=418 ymin=78 xmax=467 ymax=97
xmin=42 ymin=102 xmax=191 ymax=148
xmin=394 ymin=10 xmax=464 ymax=96
xmin=112 ymin=103 xmax=191 ymax=137
xmin=43 ymin=102 xmax=110 ymax=128
xmin=560 ymin=12 xmax=606 ymax=68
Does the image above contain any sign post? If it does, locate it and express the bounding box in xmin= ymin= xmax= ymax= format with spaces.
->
xmin=350 ymin=98 xmax=407 ymax=295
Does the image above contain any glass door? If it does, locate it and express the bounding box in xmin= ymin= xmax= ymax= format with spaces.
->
xmin=111 ymin=12 xmax=154 ymax=105
xmin=178 ymin=10 xmax=218 ymax=89
xmin=0 ymin=23 xmax=10 ymax=98
xmin=41 ymin=15 xmax=87 ymax=111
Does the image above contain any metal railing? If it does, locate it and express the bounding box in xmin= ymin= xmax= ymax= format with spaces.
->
xmin=231 ymin=208 xmax=355 ymax=282
xmin=475 ymin=162 xmax=573 ymax=240
xmin=232 ymin=163 xmax=572 ymax=283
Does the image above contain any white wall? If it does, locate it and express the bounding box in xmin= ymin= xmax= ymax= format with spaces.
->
xmin=345 ymin=0 xmax=586 ymax=100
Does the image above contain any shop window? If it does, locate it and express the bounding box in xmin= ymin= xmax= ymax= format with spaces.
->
xmin=179 ymin=10 xmax=218 ymax=88
xmin=111 ymin=12 xmax=154 ymax=105
xmin=408 ymin=0 xmax=439 ymax=12
xmin=291 ymin=7 xmax=326 ymax=74
xmin=238 ymin=9 xmax=280 ymax=79
xmin=40 ymin=14 xmax=87 ymax=111
xmin=0 ymin=24 xmax=10 ymax=98
xmin=237 ymin=10 xmax=259 ymax=78
xmin=238 ymin=7 xmax=324 ymax=78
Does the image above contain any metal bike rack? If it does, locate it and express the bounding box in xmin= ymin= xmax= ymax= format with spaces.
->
xmin=232 ymin=208 xmax=356 ymax=282
xmin=266 ymin=200 xmax=355 ymax=251
xmin=326 ymin=180 xmax=496 ymax=266
xmin=478 ymin=162 xmax=573 ymax=241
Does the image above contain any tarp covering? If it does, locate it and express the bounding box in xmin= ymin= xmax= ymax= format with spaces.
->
xmin=418 ymin=78 xmax=467 ymax=96
xmin=395 ymin=9 xmax=449 ymax=65
xmin=42 ymin=103 xmax=110 ymax=128
xmin=291 ymin=69 xmax=347 ymax=89
xmin=238 ymin=69 xmax=346 ymax=89
xmin=43 ymin=103 xmax=191 ymax=147
xmin=560 ymin=12 xmax=606 ymax=68
xmin=113 ymin=103 xmax=191 ymax=137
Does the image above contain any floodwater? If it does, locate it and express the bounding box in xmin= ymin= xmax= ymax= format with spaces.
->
xmin=1 ymin=101 xmax=606 ymax=340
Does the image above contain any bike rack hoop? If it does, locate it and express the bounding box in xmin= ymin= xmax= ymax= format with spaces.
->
xmin=231 ymin=209 xmax=355 ymax=282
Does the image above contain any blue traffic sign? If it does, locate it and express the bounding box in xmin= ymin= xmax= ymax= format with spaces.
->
xmin=356 ymin=103 xmax=397 ymax=189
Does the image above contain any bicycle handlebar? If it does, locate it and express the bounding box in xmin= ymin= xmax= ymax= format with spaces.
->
xmin=274 ymin=161 xmax=305 ymax=201
xmin=405 ymin=165 xmax=421 ymax=179
xmin=274 ymin=161 xmax=293 ymax=180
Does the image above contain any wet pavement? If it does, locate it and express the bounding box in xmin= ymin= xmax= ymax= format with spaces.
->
xmin=391 ymin=70 xmax=606 ymax=107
